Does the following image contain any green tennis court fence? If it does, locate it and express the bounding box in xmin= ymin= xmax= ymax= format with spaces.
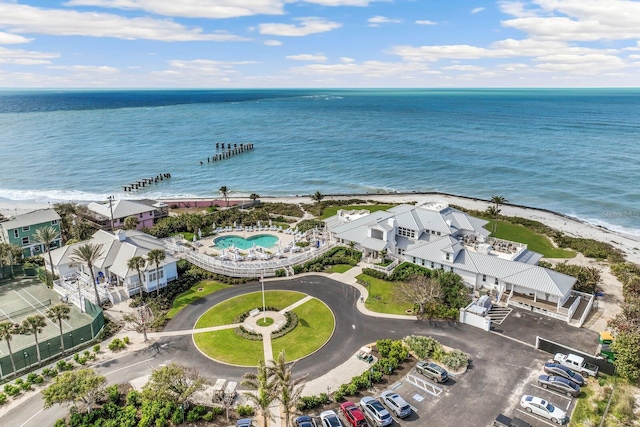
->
xmin=0 ymin=299 xmax=52 ymax=322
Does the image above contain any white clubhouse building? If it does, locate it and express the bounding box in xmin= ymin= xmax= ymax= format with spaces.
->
xmin=326 ymin=201 xmax=592 ymax=323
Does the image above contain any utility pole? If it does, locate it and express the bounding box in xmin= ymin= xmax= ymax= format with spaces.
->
xmin=107 ymin=195 xmax=115 ymax=231
xmin=261 ymin=270 xmax=266 ymax=322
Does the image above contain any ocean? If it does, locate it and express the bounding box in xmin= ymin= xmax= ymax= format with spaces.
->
xmin=0 ymin=89 xmax=639 ymax=235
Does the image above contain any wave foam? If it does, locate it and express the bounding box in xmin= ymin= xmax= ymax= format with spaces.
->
xmin=0 ymin=188 xmax=200 ymax=203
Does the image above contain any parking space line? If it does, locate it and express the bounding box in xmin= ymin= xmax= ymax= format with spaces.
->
xmin=515 ymin=409 xmax=560 ymax=427
xmin=531 ymin=384 xmax=573 ymax=401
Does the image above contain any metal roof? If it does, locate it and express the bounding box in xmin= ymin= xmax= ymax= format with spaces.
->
xmin=0 ymin=209 xmax=60 ymax=230
xmin=87 ymin=200 xmax=154 ymax=220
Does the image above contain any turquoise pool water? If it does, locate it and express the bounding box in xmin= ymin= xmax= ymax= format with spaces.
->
xmin=214 ymin=234 xmax=279 ymax=250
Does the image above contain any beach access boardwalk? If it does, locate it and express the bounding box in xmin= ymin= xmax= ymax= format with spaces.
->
xmin=165 ymin=240 xmax=336 ymax=278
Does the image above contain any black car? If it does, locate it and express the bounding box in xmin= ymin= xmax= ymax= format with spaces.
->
xmin=543 ymin=362 xmax=585 ymax=386
xmin=537 ymin=375 xmax=581 ymax=397
xmin=294 ymin=416 xmax=316 ymax=427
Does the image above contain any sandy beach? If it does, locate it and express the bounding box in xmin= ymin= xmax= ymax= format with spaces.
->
xmin=2 ymin=192 xmax=639 ymax=265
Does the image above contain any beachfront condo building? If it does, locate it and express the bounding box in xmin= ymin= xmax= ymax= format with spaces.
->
xmin=0 ymin=208 xmax=62 ymax=258
xmin=325 ymin=201 xmax=593 ymax=324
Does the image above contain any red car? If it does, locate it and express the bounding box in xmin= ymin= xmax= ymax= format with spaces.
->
xmin=340 ymin=401 xmax=368 ymax=427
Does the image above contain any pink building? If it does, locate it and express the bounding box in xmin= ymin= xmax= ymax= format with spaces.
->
xmin=86 ymin=199 xmax=168 ymax=231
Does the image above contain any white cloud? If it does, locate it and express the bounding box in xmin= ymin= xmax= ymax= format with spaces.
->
xmin=501 ymin=0 xmax=640 ymax=42
xmin=302 ymin=0 xmax=388 ymax=5
xmin=0 ymin=46 xmax=59 ymax=66
xmin=286 ymin=53 xmax=327 ymax=61
xmin=340 ymin=57 xmax=355 ymax=63
xmin=471 ymin=7 xmax=485 ymax=14
xmin=264 ymin=39 xmax=282 ymax=46
xmin=48 ymin=65 xmax=120 ymax=74
xmin=442 ymin=65 xmax=485 ymax=71
xmin=415 ymin=20 xmax=437 ymax=26
xmin=0 ymin=32 xmax=33 ymax=44
xmin=368 ymin=16 xmax=402 ymax=27
xmin=498 ymin=1 xmax=538 ymax=18
xmin=0 ymin=3 xmax=249 ymax=42
xmin=290 ymin=60 xmax=439 ymax=79
xmin=64 ymin=0 xmax=285 ymax=19
xmin=259 ymin=17 xmax=342 ymax=37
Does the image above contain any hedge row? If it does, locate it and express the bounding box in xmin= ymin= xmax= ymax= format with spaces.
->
xmin=403 ymin=335 xmax=469 ymax=371
xmin=292 ymin=246 xmax=362 ymax=274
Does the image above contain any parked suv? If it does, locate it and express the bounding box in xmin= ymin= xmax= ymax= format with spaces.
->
xmin=360 ymin=396 xmax=393 ymax=427
xmin=416 ymin=361 xmax=448 ymax=383
xmin=340 ymin=401 xmax=367 ymax=427
xmin=380 ymin=390 xmax=412 ymax=418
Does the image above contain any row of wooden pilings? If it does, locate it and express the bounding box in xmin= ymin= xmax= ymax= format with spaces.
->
xmin=201 ymin=143 xmax=255 ymax=165
xmin=123 ymin=173 xmax=171 ymax=192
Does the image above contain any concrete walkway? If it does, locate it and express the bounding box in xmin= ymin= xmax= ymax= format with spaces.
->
xmin=146 ymin=323 xmax=240 ymax=338
xmin=279 ymin=295 xmax=313 ymax=313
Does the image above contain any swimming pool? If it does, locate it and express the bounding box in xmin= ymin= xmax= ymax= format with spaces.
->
xmin=214 ymin=234 xmax=279 ymax=250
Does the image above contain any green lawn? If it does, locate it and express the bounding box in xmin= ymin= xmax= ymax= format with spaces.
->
xmin=193 ymin=329 xmax=265 ymax=366
xmin=489 ymin=219 xmax=576 ymax=259
xmin=357 ymin=273 xmax=413 ymax=315
xmin=326 ymin=264 xmax=354 ymax=274
xmin=271 ymin=299 xmax=335 ymax=361
xmin=166 ymin=281 xmax=230 ymax=319
xmin=320 ymin=204 xmax=396 ymax=220
xmin=195 ymin=291 xmax=306 ymax=328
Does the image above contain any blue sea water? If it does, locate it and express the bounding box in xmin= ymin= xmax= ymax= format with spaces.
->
xmin=0 ymin=88 xmax=639 ymax=235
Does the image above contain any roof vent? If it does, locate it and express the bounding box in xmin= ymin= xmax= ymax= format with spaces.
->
xmin=115 ymin=230 xmax=126 ymax=242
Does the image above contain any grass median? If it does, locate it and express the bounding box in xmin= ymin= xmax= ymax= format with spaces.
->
xmin=167 ymin=280 xmax=230 ymax=319
xmin=357 ymin=273 xmax=413 ymax=315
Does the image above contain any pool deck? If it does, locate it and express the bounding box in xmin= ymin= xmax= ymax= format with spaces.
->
xmin=197 ymin=230 xmax=296 ymax=256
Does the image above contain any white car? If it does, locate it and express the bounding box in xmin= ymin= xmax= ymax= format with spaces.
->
xmin=360 ymin=396 xmax=393 ymax=427
xmin=520 ymin=395 xmax=568 ymax=424
xmin=320 ymin=411 xmax=344 ymax=427
xmin=380 ymin=390 xmax=412 ymax=418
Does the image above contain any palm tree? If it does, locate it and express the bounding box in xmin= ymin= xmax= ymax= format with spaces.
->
xmin=33 ymin=226 xmax=60 ymax=286
xmin=250 ymin=193 xmax=260 ymax=202
xmin=46 ymin=304 xmax=71 ymax=356
xmin=147 ymin=249 xmax=166 ymax=296
xmin=70 ymin=243 xmax=105 ymax=306
xmin=490 ymin=195 xmax=508 ymax=210
xmin=311 ymin=191 xmax=325 ymax=204
xmin=123 ymin=215 xmax=138 ymax=230
xmin=127 ymin=256 xmax=146 ymax=293
xmin=270 ymin=350 xmax=307 ymax=427
xmin=486 ymin=205 xmax=500 ymax=234
xmin=21 ymin=315 xmax=47 ymax=365
xmin=0 ymin=321 xmax=18 ymax=375
xmin=219 ymin=186 xmax=230 ymax=207
xmin=242 ymin=359 xmax=277 ymax=427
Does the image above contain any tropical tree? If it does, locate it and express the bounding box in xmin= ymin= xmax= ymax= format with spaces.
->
xmin=146 ymin=249 xmax=166 ymax=296
xmin=46 ymin=303 xmax=71 ymax=356
xmin=142 ymin=363 xmax=204 ymax=406
xmin=70 ymin=243 xmax=105 ymax=306
xmin=42 ymin=369 xmax=107 ymax=413
xmin=33 ymin=226 xmax=60 ymax=286
xmin=270 ymin=350 xmax=307 ymax=427
xmin=219 ymin=186 xmax=230 ymax=207
xmin=250 ymin=193 xmax=260 ymax=203
xmin=127 ymin=255 xmax=146 ymax=292
xmin=311 ymin=191 xmax=325 ymax=204
xmin=0 ymin=243 xmax=22 ymax=279
xmin=0 ymin=321 xmax=18 ymax=375
xmin=123 ymin=215 xmax=138 ymax=230
xmin=185 ymin=214 xmax=203 ymax=234
xmin=486 ymin=205 xmax=500 ymax=234
xmin=397 ymin=275 xmax=443 ymax=316
xmin=490 ymin=195 xmax=508 ymax=210
xmin=21 ymin=315 xmax=47 ymax=365
xmin=242 ymin=359 xmax=277 ymax=427
xmin=122 ymin=304 xmax=154 ymax=342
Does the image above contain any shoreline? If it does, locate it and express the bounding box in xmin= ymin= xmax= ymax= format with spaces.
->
xmin=2 ymin=191 xmax=639 ymax=264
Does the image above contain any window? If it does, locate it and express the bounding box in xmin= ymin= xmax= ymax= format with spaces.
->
xmin=421 ymin=259 xmax=426 ymax=266
xmin=139 ymin=213 xmax=143 ymax=218
xmin=397 ymin=227 xmax=415 ymax=238
xmin=22 ymin=226 xmax=30 ymax=231
xmin=51 ymin=219 xmax=58 ymax=225
xmin=34 ymin=245 xmax=41 ymax=252
xmin=495 ymin=278 xmax=499 ymax=285
xmin=450 ymin=266 xmax=454 ymax=272
xmin=22 ymin=237 xmax=30 ymax=245
xmin=13 ymin=229 xmax=19 ymax=238
xmin=431 ymin=262 xmax=435 ymax=268
xmin=412 ymin=257 xmax=416 ymax=263
xmin=445 ymin=253 xmax=450 ymax=261
xmin=482 ymin=275 xmax=486 ymax=282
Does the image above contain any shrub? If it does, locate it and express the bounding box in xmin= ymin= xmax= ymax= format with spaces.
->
xmin=171 ymin=408 xmax=183 ymax=425
xmin=123 ymin=336 xmax=130 ymax=345
xmin=361 ymin=268 xmax=390 ymax=280
xmin=18 ymin=380 xmax=32 ymax=391
xmin=106 ymin=384 xmax=120 ymax=403
xmin=126 ymin=390 xmax=141 ymax=407
xmin=203 ymin=411 xmax=215 ymax=421
xmin=43 ymin=368 xmax=58 ymax=378
xmin=376 ymin=339 xmax=393 ymax=358
xmin=53 ymin=419 xmax=67 ymax=427
xmin=4 ymin=384 xmax=20 ymax=396
xmin=187 ymin=405 xmax=207 ymax=422
xmin=236 ymin=405 xmax=255 ymax=417
xmin=275 ymin=269 xmax=287 ymax=277
xmin=0 ymin=392 xmax=7 ymax=405
xmin=93 ymin=344 xmax=101 ymax=353
xmin=109 ymin=338 xmax=127 ymax=351
xmin=403 ymin=335 xmax=443 ymax=360
xmin=441 ymin=350 xmax=469 ymax=371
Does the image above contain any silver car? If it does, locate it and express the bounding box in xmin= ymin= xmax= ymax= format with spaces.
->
xmin=520 ymin=395 xmax=568 ymax=425
xmin=360 ymin=396 xmax=393 ymax=427
xmin=380 ymin=390 xmax=412 ymax=418
xmin=320 ymin=411 xmax=344 ymax=427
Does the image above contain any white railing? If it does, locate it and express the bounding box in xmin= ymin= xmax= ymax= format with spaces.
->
xmin=533 ymin=306 xmax=568 ymax=321
xmin=574 ymin=293 xmax=595 ymax=327
xmin=566 ymin=296 xmax=581 ymax=322
xmin=184 ymin=242 xmax=336 ymax=278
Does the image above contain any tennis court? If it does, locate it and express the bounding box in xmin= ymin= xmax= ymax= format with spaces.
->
xmin=0 ymin=277 xmax=92 ymax=358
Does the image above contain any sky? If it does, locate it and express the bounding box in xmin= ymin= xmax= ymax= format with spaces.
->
xmin=1 ymin=0 xmax=640 ymax=88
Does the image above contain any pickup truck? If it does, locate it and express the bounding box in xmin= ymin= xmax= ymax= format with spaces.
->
xmin=493 ymin=413 xmax=531 ymax=427
xmin=340 ymin=401 xmax=368 ymax=427
xmin=553 ymin=353 xmax=599 ymax=377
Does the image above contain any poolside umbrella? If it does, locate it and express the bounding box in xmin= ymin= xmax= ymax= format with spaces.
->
xmin=269 ymin=219 xmax=272 ymax=226
xmin=233 ymin=221 xmax=237 ymax=228
xmin=257 ymin=221 xmax=261 ymax=228
xmin=198 ymin=228 xmax=202 ymax=239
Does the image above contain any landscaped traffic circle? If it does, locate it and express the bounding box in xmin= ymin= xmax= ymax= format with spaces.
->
xmin=193 ymin=290 xmax=335 ymax=366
